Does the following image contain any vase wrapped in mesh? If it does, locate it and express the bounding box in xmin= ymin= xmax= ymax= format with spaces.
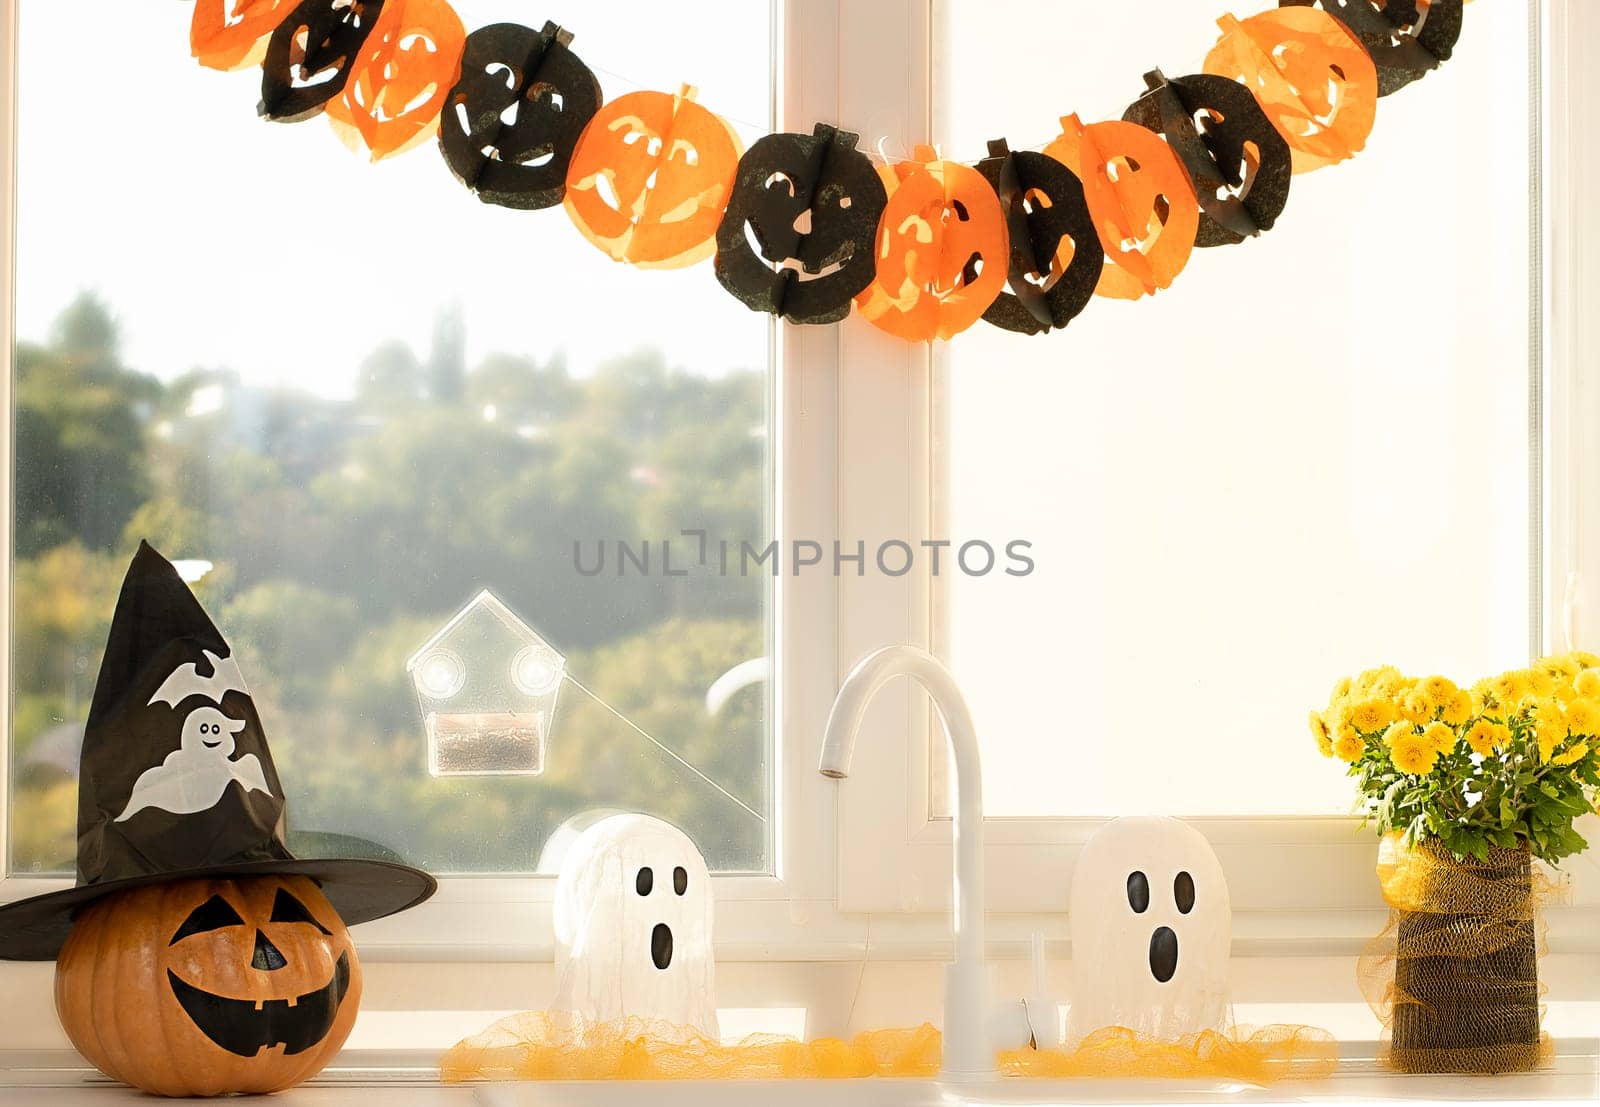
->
xmin=1360 ymin=833 xmax=1551 ymax=1074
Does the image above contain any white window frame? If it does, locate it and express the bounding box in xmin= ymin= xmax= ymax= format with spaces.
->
xmin=2 ymin=0 xmax=1598 ymax=973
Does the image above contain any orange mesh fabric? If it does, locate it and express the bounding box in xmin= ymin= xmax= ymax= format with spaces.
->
xmin=439 ymin=1014 xmax=941 ymax=1081
xmin=1001 ymin=1025 xmax=1337 ymax=1084
xmin=1358 ymin=833 xmax=1555 ymax=1074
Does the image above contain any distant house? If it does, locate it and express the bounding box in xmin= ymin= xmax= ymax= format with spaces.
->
xmin=406 ymin=590 xmax=566 ymax=778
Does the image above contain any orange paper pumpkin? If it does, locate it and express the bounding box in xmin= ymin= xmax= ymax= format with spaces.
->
xmin=854 ymin=145 xmax=1010 ymax=342
xmin=54 ymin=876 xmax=361 ymax=1098
xmin=326 ymin=0 xmax=467 ymax=160
xmin=1044 ymin=115 xmax=1199 ymax=301
xmin=1204 ymin=9 xmax=1379 ymax=174
xmin=190 ymin=0 xmax=295 ymax=71
xmin=564 ymin=85 xmax=743 ymax=269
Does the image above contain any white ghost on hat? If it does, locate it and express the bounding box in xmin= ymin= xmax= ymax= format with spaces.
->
xmin=1065 ymin=816 xmax=1233 ymax=1046
xmin=115 ymin=706 xmax=271 ymax=823
xmin=551 ymin=814 xmax=718 ymax=1041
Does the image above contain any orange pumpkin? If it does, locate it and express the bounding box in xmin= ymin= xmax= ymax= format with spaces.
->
xmin=55 ymin=876 xmax=362 ymax=1098
xmin=1044 ymin=115 xmax=1199 ymax=301
xmin=1204 ymin=9 xmax=1380 ymax=174
xmin=326 ymin=0 xmax=467 ymax=161
xmin=564 ymin=85 xmax=744 ymax=269
xmin=854 ymin=144 xmax=1010 ymax=342
xmin=190 ymin=0 xmax=296 ymax=72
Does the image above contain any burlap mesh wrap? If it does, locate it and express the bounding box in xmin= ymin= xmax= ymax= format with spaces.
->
xmin=1358 ymin=833 xmax=1555 ymax=1074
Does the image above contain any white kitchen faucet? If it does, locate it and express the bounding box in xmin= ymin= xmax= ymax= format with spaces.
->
xmin=818 ymin=645 xmax=995 ymax=1079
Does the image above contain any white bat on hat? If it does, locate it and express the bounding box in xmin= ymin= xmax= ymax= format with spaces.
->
xmin=147 ymin=649 xmax=249 ymax=708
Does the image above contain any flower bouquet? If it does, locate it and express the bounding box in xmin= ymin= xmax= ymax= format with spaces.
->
xmin=1313 ymin=653 xmax=1600 ymax=1074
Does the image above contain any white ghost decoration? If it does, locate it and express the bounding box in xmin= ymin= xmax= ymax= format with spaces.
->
xmin=115 ymin=706 xmax=271 ymax=822
xmin=552 ymin=814 xmax=718 ymax=1040
xmin=1065 ymin=816 xmax=1232 ymax=1046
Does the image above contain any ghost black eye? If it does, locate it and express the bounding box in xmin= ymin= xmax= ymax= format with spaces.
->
xmin=270 ymin=888 xmax=332 ymax=934
xmin=1126 ymin=871 xmax=1150 ymax=913
xmin=636 ymin=867 xmax=654 ymax=896
xmin=673 ymin=866 xmax=687 ymax=896
xmin=1174 ymin=871 xmax=1195 ymax=914
xmin=169 ymin=894 xmax=245 ymax=944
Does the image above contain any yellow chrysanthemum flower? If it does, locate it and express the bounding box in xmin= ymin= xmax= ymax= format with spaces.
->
xmin=1349 ymin=698 xmax=1395 ymax=734
xmin=1528 ymin=668 xmax=1558 ymax=698
xmin=1421 ymin=722 xmax=1456 ymax=755
xmin=1391 ymin=731 xmax=1440 ymax=775
xmin=1552 ymin=742 xmax=1590 ymax=767
xmin=1575 ymin=669 xmax=1600 ymax=700
xmin=1310 ymin=712 xmax=1333 ymax=757
xmin=1464 ymin=719 xmax=1506 ymax=757
xmin=1492 ymin=671 xmax=1532 ymax=707
xmin=1536 ymin=716 xmax=1567 ymax=762
xmin=1331 ymin=676 xmax=1353 ymax=701
xmin=1333 ymin=731 xmax=1366 ymax=763
xmin=1569 ymin=650 xmax=1600 ymax=670
xmin=1564 ymin=698 xmax=1600 ymax=736
xmin=1420 ymin=675 xmax=1458 ymax=709
xmin=1540 ymin=655 xmax=1581 ymax=679
xmin=1381 ymin=721 xmax=1413 ymax=747
xmin=1440 ymin=690 xmax=1475 ymax=727
xmin=1399 ymin=687 xmax=1434 ymax=725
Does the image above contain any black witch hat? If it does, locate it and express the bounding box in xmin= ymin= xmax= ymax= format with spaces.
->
xmin=0 ymin=542 xmax=436 ymax=960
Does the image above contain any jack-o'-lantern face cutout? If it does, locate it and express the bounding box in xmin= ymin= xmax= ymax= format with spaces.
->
xmin=326 ymin=0 xmax=466 ymax=160
xmin=854 ymin=145 xmax=1010 ymax=342
xmin=261 ymin=0 xmax=389 ymax=124
xmin=714 ymin=123 xmax=889 ymax=325
xmin=55 ymin=876 xmax=363 ymax=1098
xmin=1204 ymin=8 xmax=1379 ymax=174
xmin=1045 ymin=115 xmax=1199 ymax=301
xmin=439 ymin=22 xmax=604 ymax=210
xmin=1279 ymin=0 xmax=1463 ymax=96
xmin=564 ymin=85 xmax=744 ymax=269
xmin=191 ymin=0 xmax=296 ymax=72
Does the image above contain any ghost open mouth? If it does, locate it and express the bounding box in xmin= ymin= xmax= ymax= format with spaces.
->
xmin=168 ymin=951 xmax=352 ymax=1057
xmin=651 ymin=923 xmax=673 ymax=970
xmin=1149 ymin=926 xmax=1178 ymax=983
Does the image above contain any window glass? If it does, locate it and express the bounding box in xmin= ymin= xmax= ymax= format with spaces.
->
xmin=936 ymin=0 xmax=1535 ymax=817
xmin=10 ymin=0 xmax=774 ymax=874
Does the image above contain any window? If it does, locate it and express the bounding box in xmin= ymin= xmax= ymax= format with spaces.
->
xmin=7 ymin=0 xmax=774 ymax=881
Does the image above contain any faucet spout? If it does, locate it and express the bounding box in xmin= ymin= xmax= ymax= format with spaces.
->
xmin=819 ymin=645 xmax=993 ymax=1078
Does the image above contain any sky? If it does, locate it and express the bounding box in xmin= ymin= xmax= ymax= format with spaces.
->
xmin=14 ymin=1 xmax=773 ymax=397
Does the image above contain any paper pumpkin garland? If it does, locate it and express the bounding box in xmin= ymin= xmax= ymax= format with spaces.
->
xmin=439 ymin=23 xmax=603 ymax=210
xmin=1123 ymin=70 xmax=1293 ymax=248
xmin=976 ymin=139 xmax=1103 ymax=336
xmin=191 ymin=0 xmax=296 ymax=72
xmin=325 ymin=0 xmax=466 ymax=160
xmin=1280 ymin=0 xmax=1464 ymax=96
xmin=1045 ymin=115 xmax=1199 ymax=302
xmin=55 ymin=876 xmax=362 ymax=1098
xmin=1205 ymin=8 xmax=1380 ymax=175
xmin=714 ymin=124 xmax=889 ymax=325
xmin=192 ymin=0 xmax=1472 ymax=340
xmin=565 ymin=86 xmax=744 ymax=269
xmin=260 ymin=0 xmax=388 ymax=123
xmin=854 ymin=146 xmax=1011 ymax=341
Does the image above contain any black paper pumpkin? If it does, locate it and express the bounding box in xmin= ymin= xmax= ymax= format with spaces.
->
xmin=1279 ymin=0 xmax=1463 ymax=96
xmin=439 ymin=22 xmax=603 ymax=211
xmin=975 ymin=139 xmax=1102 ymax=336
xmin=713 ymin=123 xmax=888 ymax=325
xmin=260 ymin=0 xmax=388 ymax=123
xmin=1123 ymin=70 xmax=1292 ymax=249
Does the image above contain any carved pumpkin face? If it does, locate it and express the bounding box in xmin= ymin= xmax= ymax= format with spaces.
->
xmin=564 ymin=85 xmax=744 ymax=269
xmin=55 ymin=876 xmax=362 ymax=1098
xmin=854 ymin=145 xmax=1010 ymax=342
xmin=1123 ymin=70 xmax=1293 ymax=248
xmin=977 ymin=139 xmax=1103 ymax=336
xmin=1279 ymin=0 xmax=1463 ymax=96
xmin=191 ymin=0 xmax=296 ymax=72
xmin=325 ymin=0 xmax=466 ymax=160
xmin=261 ymin=0 xmax=389 ymax=124
xmin=1044 ymin=115 xmax=1199 ymax=301
xmin=714 ymin=123 xmax=889 ymax=325
xmin=1204 ymin=9 xmax=1379 ymax=175
xmin=439 ymin=22 xmax=603 ymax=210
